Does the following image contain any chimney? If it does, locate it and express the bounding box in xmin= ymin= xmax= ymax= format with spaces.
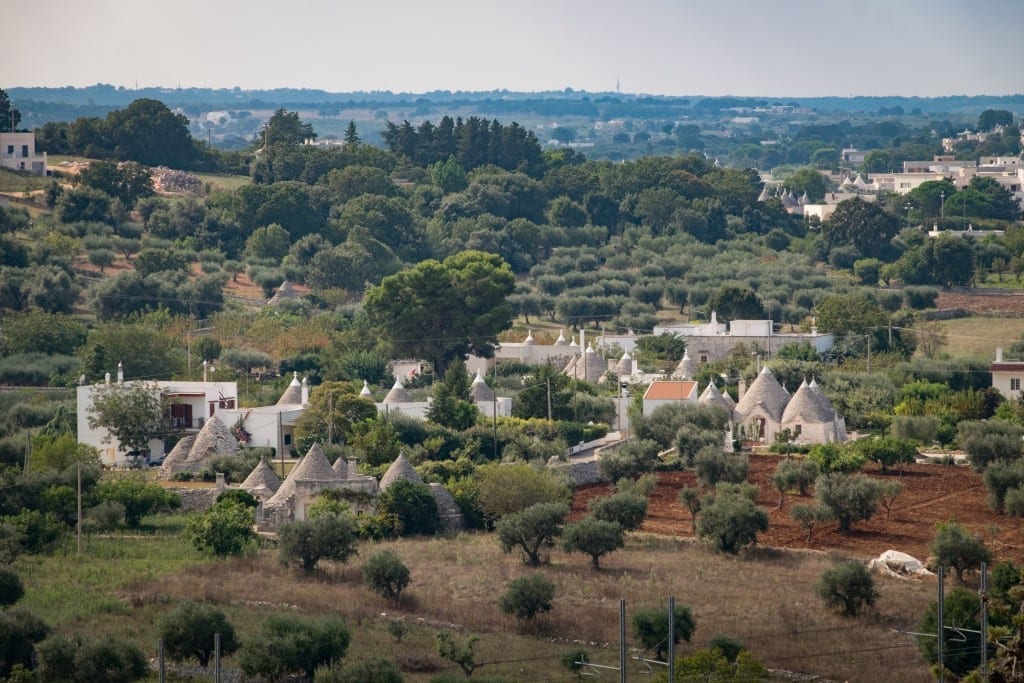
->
xmin=579 ymin=328 xmax=586 ymax=351
xmin=117 ymin=361 xmax=124 ymax=384
xmin=104 ymin=372 xmax=111 ymax=385
xmin=738 ymin=378 xmax=747 ymax=401
xmin=301 ymin=376 xmax=309 ymax=405
xmin=996 ymin=347 xmax=1004 ymax=362
xmin=347 ymin=458 xmax=357 ymax=479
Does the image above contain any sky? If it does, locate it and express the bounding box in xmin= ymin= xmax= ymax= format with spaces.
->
xmin=8 ymin=0 xmax=1023 ymax=97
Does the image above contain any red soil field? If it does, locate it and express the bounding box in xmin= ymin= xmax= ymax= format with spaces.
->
xmin=573 ymin=455 xmax=1024 ymax=566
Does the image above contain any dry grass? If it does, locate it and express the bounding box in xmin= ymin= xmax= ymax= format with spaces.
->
xmin=119 ymin=532 xmax=935 ymax=682
xmin=931 ymin=316 xmax=1024 ymax=359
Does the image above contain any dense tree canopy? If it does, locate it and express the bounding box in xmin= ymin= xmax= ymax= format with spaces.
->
xmin=363 ymin=250 xmax=515 ymax=376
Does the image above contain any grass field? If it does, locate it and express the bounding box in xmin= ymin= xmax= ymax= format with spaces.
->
xmin=14 ymin=518 xmax=936 ymax=682
xmin=0 ymin=167 xmax=49 ymax=193
xmin=192 ymin=171 xmax=250 ymax=192
xmin=931 ymin=316 xmax=1024 ymax=359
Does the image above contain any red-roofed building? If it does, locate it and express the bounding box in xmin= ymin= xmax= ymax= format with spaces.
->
xmin=642 ymin=380 xmax=699 ymax=416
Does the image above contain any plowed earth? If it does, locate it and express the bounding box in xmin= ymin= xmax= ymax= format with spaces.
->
xmin=573 ymin=455 xmax=1024 ymax=565
xmin=936 ymin=289 xmax=1024 ymax=316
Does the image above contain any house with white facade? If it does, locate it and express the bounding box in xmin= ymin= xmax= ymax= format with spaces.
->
xmin=76 ymin=366 xmax=238 ymax=466
xmin=642 ymin=380 xmax=698 ymax=416
xmin=0 ymin=132 xmax=47 ymax=175
xmin=219 ymin=372 xmax=308 ymax=457
xmin=990 ymin=347 xmax=1024 ymax=401
xmin=653 ymin=313 xmax=834 ymax=365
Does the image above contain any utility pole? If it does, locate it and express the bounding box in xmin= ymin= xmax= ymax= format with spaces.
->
xmin=937 ymin=565 xmax=945 ymax=683
xmin=980 ymin=562 xmax=988 ymax=680
xmin=76 ymin=459 xmax=82 ymax=556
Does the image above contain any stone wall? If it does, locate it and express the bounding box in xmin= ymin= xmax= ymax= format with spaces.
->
xmin=172 ymin=487 xmax=220 ymax=513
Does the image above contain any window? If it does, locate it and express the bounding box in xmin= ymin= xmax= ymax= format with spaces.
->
xmin=1011 ymin=378 xmax=1021 ymax=391
xmin=20 ymin=145 xmax=28 ymax=157
xmin=284 ymin=434 xmax=292 ymax=445
xmin=5 ymin=145 xmax=12 ymax=154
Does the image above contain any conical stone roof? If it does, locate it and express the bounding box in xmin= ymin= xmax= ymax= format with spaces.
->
xmin=674 ymin=351 xmax=697 ymax=380
xmin=277 ymin=372 xmax=302 ymax=405
xmin=614 ymin=351 xmax=632 ymax=376
xmin=184 ymin=415 xmax=239 ymax=463
xmin=469 ymin=369 xmax=495 ymax=402
xmin=157 ymin=434 xmax=196 ymax=479
xmin=734 ymin=367 xmax=790 ymax=422
xmin=782 ymin=379 xmax=836 ymax=423
xmin=240 ymin=459 xmax=282 ymax=496
xmin=379 ymin=452 xmax=423 ymax=491
xmin=265 ymin=443 xmax=340 ymax=510
xmin=523 ymin=329 xmax=536 ymax=345
xmin=383 ymin=378 xmax=412 ymax=404
xmin=554 ymin=330 xmax=567 ymax=346
xmin=699 ymin=381 xmax=735 ymax=412
xmin=267 ymin=280 xmax=300 ymax=305
xmin=359 ymin=380 xmax=372 ymax=398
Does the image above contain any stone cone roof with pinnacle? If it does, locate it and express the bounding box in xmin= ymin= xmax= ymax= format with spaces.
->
xmin=383 ymin=379 xmax=412 ymax=404
xmin=157 ymin=434 xmax=196 ymax=480
xmin=699 ymin=381 xmax=735 ymax=412
xmin=564 ymin=343 xmax=607 ymax=383
xmin=379 ymin=452 xmax=424 ymax=491
xmin=277 ymin=372 xmax=303 ymax=405
xmin=523 ymin=329 xmax=536 ymax=345
xmin=781 ymin=379 xmax=836 ymax=424
xmin=614 ymin=351 xmax=632 ymax=376
xmin=265 ymin=443 xmax=340 ymax=510
xmin=240 ymin=459 xmax=282 ymax=496
xmin=674 ymin=351 xmax=697 ymax=380
xmin=554 ymin=330 xmax=567 ymax=346
xmin=183 ymin=415 xmax=239 ymax=464
xmin=734 ymin=367 xmax=790 ymax=422
xmin=359 ymin=380 xmax=372 ymax=398
xmin=267 ymin=280 xmax=300 ymax=306
xmin=469 ymin=369 xmax=495 ymax=402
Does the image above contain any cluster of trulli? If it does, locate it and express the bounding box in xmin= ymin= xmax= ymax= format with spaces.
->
xmin=757 ymin=185 xmax=811 ymax=210
xmin=247 ymin=444 xmax=465 ymax=532
xmin=157 ymin=415 xmax=239 ymax=480
xmin=732 ymin=366 xmax=846 ymax=444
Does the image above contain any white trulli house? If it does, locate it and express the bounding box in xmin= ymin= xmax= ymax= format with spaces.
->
xmin=157 ymin=415 xmax=239 ymax=480
xmin=732 ymin=368 xmax=846 ymax=444
xmin=260 ymin=443 xmax=378 ymax=528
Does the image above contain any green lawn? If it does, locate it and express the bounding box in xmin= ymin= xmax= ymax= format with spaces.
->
xmin=930 ymin=316 xmax=1024 ymax=359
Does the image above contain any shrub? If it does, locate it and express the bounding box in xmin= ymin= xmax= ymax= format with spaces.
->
xmin=41 ymin=637 xmax=148 ymax=683
xmin=0 ymin=608 xmax=50 ymax=679
xmin=708 ymin=635 xmax=745 ymax=663
xmin=278 ymin=512 xmax=358 ymax=573
xmin=0 ymin=567 xmax=24 ymax=607
xmin=588 ymin=491 xmax=648 ymax=531
xmin=215 ymin=488 xmax=258 ymax=509
xmin=563 ymin=517 xmax=624 ymax=569
xmin=435 ymin=631 xmax=480 ymax=679
xmin=771 ymin=458 xmax=818 ymax=508
xmin=904 ymin=286 xmax=938 ymax=310
xmin=314 ymin=657 xmax=404 ymax=683
xmin=854 ymin=436 xmax=917 ymax=474
xmin=817 ymin=561 xmax=878 ymax=616
xmin=93 ymin=477 xmax=181 ymax=527
xmin=807 ymin=442 xmax=866 ymax=475
xmin=239 ymin=614 xmax=350 ymax=682
xmin=614 ymin=473 xmax=658 ymax=497
xmin=678 ymin=486 xmax=702 ymax=534
xmin=83 ymin=500 xmax=125 ymax=532
xmin=674 ymin=425 xmax=722 ymax=465
xmin=598 ymin=439 xmax=660 ymax=481
xmin=694 ymin=447 xmax=748 ymax=487
xmin=983 ymin=459 xmax=1024 ymax=512
xmin=1005 ymin=485 xmax=1024 ymax=516
xmin=696 ymin=488 xmax=768 ymax=553
xmin=917 ymin=587 xmax=987 ymax=677
xmin=929 ymin=520 xmax=991 ymax=584
xmin=363 ymin=549 xmax=411 ymax=601
xmin=495 ymin=502 xmax=569 ymax=566
xmin=631 ymin=605 xmax=695 ymax=660
xmin=6 ymin=509 xmax=64 ymax=553
xmin=957 ymin=419 xmax=1024 ymax=471
xmin=499 ymin=574 xmax=556 ymax=620
xmin=815 ymin=474 xmax=883 ymax=533
xmin=185 ymin=499 xmax=255 ymax=557
xmin=475 ymin=462 xmax=570 ymax=520
xmin=377 ymin=480 xmax=439 ymax=536
xmin=157 ymin=600 xmax=238 ymax=667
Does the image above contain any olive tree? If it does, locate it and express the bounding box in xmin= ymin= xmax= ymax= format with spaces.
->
xmin=815 ymin=474 xmax=882 ymax=533
xmin=495 ymin=502 xmax=569 ymax=566
xmin=929 ymin=520 xmax=991 ymax=584
xmin=631 ymin=605 xmax=696 ymax=661
xmin=563 ymin=516 xmax=625 ymax=569
xmin=817 ymin=561 xmax=878 ymax=616
xmin=157 ymin=601 xmax=238 ymax=667
xmin=499 ymin=574 xmax=556 ymax=620
xmin=696 ymin=487 xmax=768 ymax=553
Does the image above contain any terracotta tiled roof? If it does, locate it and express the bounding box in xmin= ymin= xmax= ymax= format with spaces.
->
xmin=644 ymin=380 xmax=698 ymax=401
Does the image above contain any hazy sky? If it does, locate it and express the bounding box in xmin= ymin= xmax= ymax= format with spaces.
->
xmin=8 ymin=0 xmax=1023 ymax=97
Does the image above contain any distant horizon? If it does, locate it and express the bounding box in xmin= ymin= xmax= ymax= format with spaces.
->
xmin=8 ymin=0 xmax=1023 ymax=99
xmin=9 ymin=83 xmax=1024 ymax=101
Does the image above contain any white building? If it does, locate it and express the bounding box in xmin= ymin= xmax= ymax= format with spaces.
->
xmin=990 ymin=348 xmax=1024 ymax=401
xmin=0 ymin=132 xmax=47 ymax=175
xmin=76 ymin=368 xmax=238 ymax=466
